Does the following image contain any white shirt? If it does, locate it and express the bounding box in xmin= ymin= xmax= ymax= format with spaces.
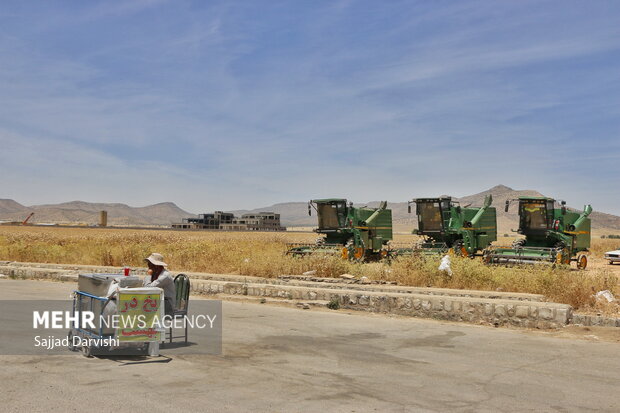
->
xmin=143 ymin=270 xmax=176 ymax=310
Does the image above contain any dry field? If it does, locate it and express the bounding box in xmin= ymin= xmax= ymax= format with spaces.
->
xmin=0 ymin=226 xmax=618 ymax=313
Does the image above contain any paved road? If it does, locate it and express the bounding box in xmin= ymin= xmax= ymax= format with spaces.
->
xmin=0 ymin=279 xmax=618 ymax=412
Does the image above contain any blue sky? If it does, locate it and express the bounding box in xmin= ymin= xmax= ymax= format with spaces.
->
xmin=1 ymin=0 xmax=619 ymax=214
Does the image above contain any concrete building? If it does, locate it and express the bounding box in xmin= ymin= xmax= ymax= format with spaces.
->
xmin=220 ymin=212 xmax=285 ymax=231
xmin=172 ymin=211 xmax=285 ymax=231
xmin=172 ymin=211 xmax=234 ymax=229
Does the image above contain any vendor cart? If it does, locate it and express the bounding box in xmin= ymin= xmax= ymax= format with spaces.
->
xmin=68 ymin=273 xmax=164 ymax=357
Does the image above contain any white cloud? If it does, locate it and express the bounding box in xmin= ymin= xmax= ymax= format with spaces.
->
xmin=0 ymin=1 xmax=619 ymax=214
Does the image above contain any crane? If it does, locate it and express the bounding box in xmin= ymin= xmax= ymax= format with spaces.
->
xmin=22 ymin=212 xmax=34 ymax=225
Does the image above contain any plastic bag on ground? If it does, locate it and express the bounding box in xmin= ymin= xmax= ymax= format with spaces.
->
xmin=438 ymin=255 xmax=452 ymax=276
xmin=595 ymin=290 xmax=616 ymax=303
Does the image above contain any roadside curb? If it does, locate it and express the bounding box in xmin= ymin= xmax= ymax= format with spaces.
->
xmin=0 ymin=261 xmax=544 ymax=301
xmin=0 ymin=262 xmax=583 ymax=329
xmin=187 ymin=278 xmax=571 ymax=328
xmin=571 ymin=313 xmax=620 ymax=327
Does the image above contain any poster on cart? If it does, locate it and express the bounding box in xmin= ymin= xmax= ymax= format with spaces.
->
xmin=117 ymin=287 xmax=164 ymax=342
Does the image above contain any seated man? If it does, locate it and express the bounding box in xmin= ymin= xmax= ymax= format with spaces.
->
xmin=143 ymin=253 xmax=176 ymax=316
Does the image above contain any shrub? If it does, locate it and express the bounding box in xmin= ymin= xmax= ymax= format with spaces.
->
xmin=326 ymin=297 xmax=341 ymax=310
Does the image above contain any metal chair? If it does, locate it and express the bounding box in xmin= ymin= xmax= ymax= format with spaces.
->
xmin=166 ymin=273 xmax=191 ymax=344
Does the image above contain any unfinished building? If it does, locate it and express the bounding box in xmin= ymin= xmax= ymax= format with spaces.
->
xmin=220 ymin=212 xmax=285 ymax=231
xmin=172 ymin=211 xmax=285 ymax=231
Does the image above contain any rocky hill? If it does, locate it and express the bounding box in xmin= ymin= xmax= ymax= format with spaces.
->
xmin=0 ymin=199 xmax=27 ymax=215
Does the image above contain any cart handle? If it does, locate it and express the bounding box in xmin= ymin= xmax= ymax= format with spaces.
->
xmin=74 ymin=290 xmax=109 ymax=301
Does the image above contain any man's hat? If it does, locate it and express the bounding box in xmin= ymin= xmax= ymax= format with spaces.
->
xmin=145 ymin=253 xmax=167 ymax=267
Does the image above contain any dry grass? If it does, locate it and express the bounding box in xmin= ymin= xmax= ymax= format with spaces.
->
xmin=0 ymin=226 xmax=618 ymax=312
xmin=589 ymin=238 xmax=620 ymax=256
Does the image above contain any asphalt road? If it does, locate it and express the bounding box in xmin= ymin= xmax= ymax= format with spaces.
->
xmin=0 ymin=279 xmax=618 ymax=413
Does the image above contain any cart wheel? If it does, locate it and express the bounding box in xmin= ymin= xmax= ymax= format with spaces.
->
xmin=67 ymin=331 xmax=76 ymax=352
xmin=577 ymin=254 xmax=588 ymax=270
xmin=81 ymin=344 xmax=93 ymax=358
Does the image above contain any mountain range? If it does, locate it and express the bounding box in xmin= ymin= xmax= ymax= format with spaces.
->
xmin=0 ymin=200 xmax=194 ymax=226
xmin=1 ymin=185 xmax=619 ymax=232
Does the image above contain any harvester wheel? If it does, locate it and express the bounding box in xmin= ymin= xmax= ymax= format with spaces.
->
xmin=452 ymin=241 xmax=468 ymax=257
xmin=563 ymin=249 xmax=571 ymax=265
xmin=353 ymin=247 xmax=365 ymax=261
xmin=341 ymin=247 xmax=349 ymax=260
xmin=577 ymin=254 xmax=588 ymax=270
xmin=555 ymin=248 xmax=571 ymax=265
xmin=482 ymin=249 xmax=492 ymax=264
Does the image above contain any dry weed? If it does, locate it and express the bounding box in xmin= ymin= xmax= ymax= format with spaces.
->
xmin=0 ymin=226 xmax=617 ymax=311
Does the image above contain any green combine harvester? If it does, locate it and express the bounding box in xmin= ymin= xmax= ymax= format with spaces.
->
xmin=484 ymin=197 xmax=592 ymax=268
xmin=286 ymin=199 xmax=393 ymax=261
xmin=408 ymin=195 xmax=497 ymax=256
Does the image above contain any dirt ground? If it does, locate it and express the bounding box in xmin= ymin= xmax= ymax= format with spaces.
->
xmin=1 ymin=279 xmax=619 ymax=412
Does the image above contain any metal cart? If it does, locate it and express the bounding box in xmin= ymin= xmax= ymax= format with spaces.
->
xmin=68 ymin=277 xmax=164 ymax=357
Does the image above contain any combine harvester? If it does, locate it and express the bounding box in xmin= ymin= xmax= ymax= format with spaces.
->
xmin=408 ymin=195 xmax=497 ymax=257
xmin=287 ymin=199 xmax=393 ymax=261
xmin=484 ymin=197 xmax=592 ymax=269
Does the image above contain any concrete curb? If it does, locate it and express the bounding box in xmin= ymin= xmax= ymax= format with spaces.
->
xmin=571 ymin=313 xmax=620 ymax=327
xmin=1 ymin=262 xmax=576 ymax=329
xmin=0 ymin=261 xmax=544 ymax=301
xmin=1 ymin=266 xmax=80 ymax=283
xmin=188 ymin=278 xmax=571 ymax=328
xmin=186 ymin=273 xmax=545 ymax=302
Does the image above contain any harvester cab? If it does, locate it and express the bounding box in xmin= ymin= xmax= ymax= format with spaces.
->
xmin=287 ymin=199 xmax=393 ymax=261
xmin=485 ymin=197 xmax=592 ymax=268
xmin=408 ymin=195 xmax=497 ymax=256
xmin=313 ymin=199 xmax=349 ymax=235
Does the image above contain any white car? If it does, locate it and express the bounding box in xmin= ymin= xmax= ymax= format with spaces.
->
xmin=605 ymin=249 xmax=620 ymax=264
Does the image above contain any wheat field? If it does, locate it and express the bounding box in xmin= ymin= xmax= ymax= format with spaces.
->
xmin=0 ymin=225 xmax=618 ymax=312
